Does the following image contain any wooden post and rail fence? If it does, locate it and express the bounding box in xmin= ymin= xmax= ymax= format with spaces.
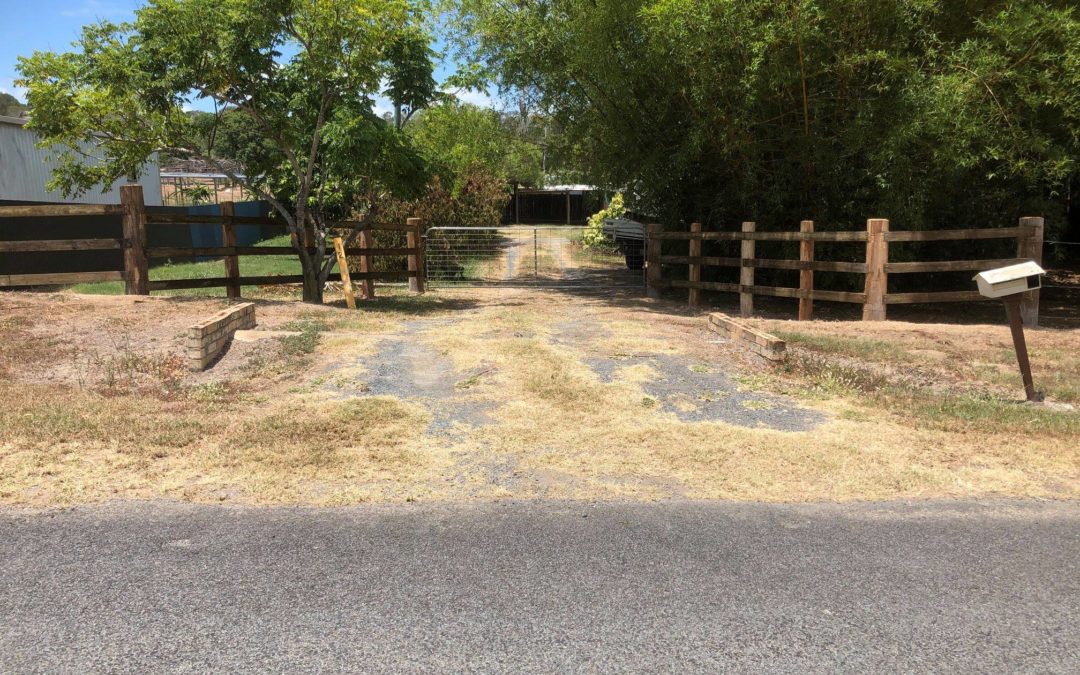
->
xmin=0 ymin=185 xmax=425 ymax=302
xmin=648 ymin=217 xmax=1045 ymax=326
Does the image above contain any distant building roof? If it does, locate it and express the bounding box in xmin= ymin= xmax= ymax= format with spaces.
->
xmin=160 ymin=158 xmax=244 ymax=175
xmin=518 ymin=184 xmax=599 ymax=194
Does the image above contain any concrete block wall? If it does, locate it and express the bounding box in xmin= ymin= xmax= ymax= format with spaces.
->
xmin=708 ymin=313 xmax=786 ymax=361
xmin=185 ymin=303 xmax=256 ymax=371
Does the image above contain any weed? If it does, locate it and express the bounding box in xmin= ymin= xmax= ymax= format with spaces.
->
xmin=456 ymin=375 xmax=482 ymax=390
xmin=279 ymin=320 xmax=326 ymax=358
xmin=741 ymin=400 xmax=774 ymax=411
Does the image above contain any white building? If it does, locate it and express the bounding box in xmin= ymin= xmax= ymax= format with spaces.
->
xmin=0 ymin=115 xmax=161 ymax=205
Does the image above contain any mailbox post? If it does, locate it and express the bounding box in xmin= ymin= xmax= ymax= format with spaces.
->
xmin=974 ymin=261 xmax=1046 ymax=402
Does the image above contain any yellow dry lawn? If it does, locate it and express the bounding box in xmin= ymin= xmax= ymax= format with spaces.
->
xmin=0 ymin=288 xmax=1077 ymax=506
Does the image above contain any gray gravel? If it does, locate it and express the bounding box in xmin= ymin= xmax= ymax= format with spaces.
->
xmin=324 ymin=320 xmax=494 ymax=434
xmin=587 ymin=353 xmax=825 ymax=430
xmin=1 ymin=499 xmax=1076 ymax=673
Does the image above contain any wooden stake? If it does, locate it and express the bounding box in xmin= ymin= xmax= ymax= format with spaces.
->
xmin=120 ymin=184 xmax=149 ymax=295
xmin=1016 ymin=217 xmax=1044 ymax=328
xmin=221 ymin=201 xmax=240 ymax=299
xmin=799 ymin=220 xmax=814 ymax=320
xmin=333 ymin=237 xmax=356 ymax=310
xmin=407 ymin=217 xmax=425 ymax=294
xmin=862 ymin=218 xmax=889 ymax=321
xmin=688 ymin=222 xmax=702 ymax=308
xmin=740 ymin=221 xmax=756 ymax=317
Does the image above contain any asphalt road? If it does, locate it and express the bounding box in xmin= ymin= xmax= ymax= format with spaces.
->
xmin=1 ymin=500 xmax=1077 ymax=673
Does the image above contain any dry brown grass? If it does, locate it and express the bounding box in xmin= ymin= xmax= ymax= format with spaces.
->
xmin=415 ymin=306 xmax=1079 ymax=502
xmin=1 ymin=288 xmax=1077 ymax=506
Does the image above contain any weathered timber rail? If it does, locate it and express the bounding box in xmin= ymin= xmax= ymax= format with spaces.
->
xmin=648 ymin=217 xmax=1044 ymax=325
xmin=0 ymin=185 xmax=424 ymax=300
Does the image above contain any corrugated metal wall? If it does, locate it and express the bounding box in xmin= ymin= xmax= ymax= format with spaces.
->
xmin=0 ymin=117 xmax=162 ymax=205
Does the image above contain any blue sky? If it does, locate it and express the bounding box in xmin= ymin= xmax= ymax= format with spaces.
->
xmin=0 ymin=0 xmax=492 ymax=114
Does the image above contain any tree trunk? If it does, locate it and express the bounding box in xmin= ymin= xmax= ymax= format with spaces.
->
xmin=301 ymin=259 xmax=323 ymax=304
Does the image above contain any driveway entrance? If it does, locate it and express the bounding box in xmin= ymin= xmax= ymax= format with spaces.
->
xmin=424 ymin=226 xmax=644 ymax=289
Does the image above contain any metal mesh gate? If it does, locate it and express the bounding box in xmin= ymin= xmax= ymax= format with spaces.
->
xmin=425 ymin=226 xmax=644 ymax=288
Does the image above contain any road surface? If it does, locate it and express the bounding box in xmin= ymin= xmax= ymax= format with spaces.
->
xmin=1 ymin=500 xmax=1077 ymax=673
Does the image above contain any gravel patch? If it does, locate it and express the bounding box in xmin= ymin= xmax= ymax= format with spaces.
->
xmin=323 ymin=320 xmax=494 ymax=434
xmin=586 ymin=354 xmax=825 ymax=431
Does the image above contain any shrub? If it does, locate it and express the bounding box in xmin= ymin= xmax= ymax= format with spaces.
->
xmin=582 ymin=193 xmax=626 ymax=250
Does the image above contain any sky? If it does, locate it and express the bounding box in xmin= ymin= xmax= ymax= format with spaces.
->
xmin=0 ymin=0 xmax=493 ymax=114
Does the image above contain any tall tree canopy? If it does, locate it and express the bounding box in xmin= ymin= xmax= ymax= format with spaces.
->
xmin=18 ymin=0 xmax=434 ymax=303
xmin=407 ymin=102 xmax=544 ymax=192
xmin=449 ymin=0 xmax=1080 ymax=236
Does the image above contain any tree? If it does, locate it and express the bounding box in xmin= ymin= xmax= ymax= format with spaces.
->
xmin=448 ymin=1 xmax=1080 ymax=237
xmin=0 ymin=92 xmax=27 ymax=117
xmin=17 ymin=0 xmax=434 ymax=303
xmin=407 ymin=101 xmax=543 ymax=192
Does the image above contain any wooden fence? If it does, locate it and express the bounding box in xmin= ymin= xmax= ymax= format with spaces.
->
xmin=647 ymin=217 xmax=1045 ymax=325
xmin=0 ymin=185 xmax=424 ymax=300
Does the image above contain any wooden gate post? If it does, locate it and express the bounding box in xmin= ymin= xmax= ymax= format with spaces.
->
xmin=740 ymin=222 xmax=756 ymax=317
xmin=1017 ymin=216 xmax=1044 ymax=327
xmin=120 ymin=184 xmax=149 ymax=295
xmin=862 ymin=218 xmax=889 ymax=321
xmin=688 ymin=222 xmax=702 ymax=308
xmin=646 ymin=223 xmax=663 ymax=299
xmin=357 ymin=227 xmax=375 ymax=300
xmin=407 ymin=217 xmax=425 ymax=294
xmin=220 ymin=201 xmax=240 ymax=299
xmin=799 ymin=220 xmax=814 ymax=321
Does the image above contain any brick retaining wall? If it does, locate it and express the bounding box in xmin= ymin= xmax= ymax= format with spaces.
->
xmin=186 ymin=303 xmax=256 ymax=371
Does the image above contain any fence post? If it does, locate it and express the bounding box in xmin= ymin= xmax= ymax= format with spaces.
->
xmin=799 ymin=220 xmax=814 ymax=320
xmin=646 ymin=223 xmax=662 ymax=299
xmin=332 ymin=236 xmax=357 ymax=310
xmin=862 ymin=218 xmax=889 ymax=321
xmin=407 ymin=217 xmax=425 ymax=294
xmin=740 ymin=221 xmax=756 ymax=317
xmin=1017 ymin=216 xmax=1044 ymax=327
xmin=120 ymin=184 xmax=149 ymax=295
xmin=220 ymin=201 xmax=240 ymax=299
xmin=688 ymin=222 xmax=702 ymax=308
xmin=357 ymin=227 xmax=375 ymax=300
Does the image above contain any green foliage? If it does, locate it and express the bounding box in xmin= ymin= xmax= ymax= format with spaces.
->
xmin=450 ymin=0 xmax=1080 ymax=236
xmin=582 ymin=193 xmax=626 ymax=249
xmin=407 ymin=102 xmax=544 ymax=193
xmin=0 ymin=92 xmax=27 ymax=117
xmin=16 ymin=0 xmax=434 ymax=303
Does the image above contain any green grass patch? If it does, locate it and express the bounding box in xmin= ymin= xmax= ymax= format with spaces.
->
xmin=904 ymin=391 xmax=1080 ymax=437
xmin=70 ymin=235 xmax=303 ymax=297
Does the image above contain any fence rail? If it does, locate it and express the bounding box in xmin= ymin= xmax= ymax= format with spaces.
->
xmin=0 ymin=186 xmax=423 ymax=301
xmin=647 ymin=217 xmax=1045 ymax=325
